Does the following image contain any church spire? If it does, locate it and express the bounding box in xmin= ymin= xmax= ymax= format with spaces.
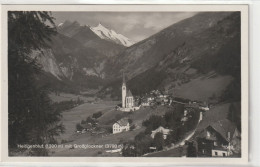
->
xmin=122 ymin=72 xmax=126 ymax=86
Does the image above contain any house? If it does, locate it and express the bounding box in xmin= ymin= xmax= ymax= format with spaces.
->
xmin=181 ymin=116 xmax=188 ymax=122
xmin=211 ymin=147 xmax=229 ymax=157
xmin=141 ymin=101 xmax=150 ymax=107
xmin=151 ymin=126 xmax=171 ymax=139
xmin=199 ymin=112 xmax=203 ymax=122
xmin=113 ymin=118 xmax=130 ymax=134
xmin=195 ymin=119 xmax=241 ymax=157
xmin=184 ymin=110 xmax=188 ymax=116
xmin=147 ymin=97 xmax=154 ymax=102
xmin=199 ymin=106 xmax=210 ymax=111
xmin=151 ymin=90 xmax=160 ymax=95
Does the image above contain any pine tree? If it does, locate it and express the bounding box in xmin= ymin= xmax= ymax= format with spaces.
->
xmin=8 ymin=11 xmax=64 ymax=156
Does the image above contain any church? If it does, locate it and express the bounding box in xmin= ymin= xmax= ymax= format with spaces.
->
xmin=120 ymin=73 xmax=139 ymax=112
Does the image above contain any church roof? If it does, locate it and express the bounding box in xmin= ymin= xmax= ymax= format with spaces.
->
xmin=126 ymin=89 xmax=133 ymax=97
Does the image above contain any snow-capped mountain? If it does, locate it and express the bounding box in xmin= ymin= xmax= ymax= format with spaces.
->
xmin=31 ymin=20 xmax=128 ymax=92
xmin=90 ymin=23 xmax=134 ymax=47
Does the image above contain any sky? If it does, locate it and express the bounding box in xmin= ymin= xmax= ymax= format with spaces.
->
xmin=52 ymin=12 xmax=197 ymax=42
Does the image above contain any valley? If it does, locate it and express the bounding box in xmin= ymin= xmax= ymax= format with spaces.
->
xmin=44 ymin=12 xmax=241 ymax=157
xmin=46 ymin=91 xmax=240 ymax=157
xmin=18 ymin=11 xmax=242 ymax=157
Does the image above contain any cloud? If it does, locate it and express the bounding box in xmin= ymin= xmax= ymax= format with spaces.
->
xmin=114 ymin=15 xmax=140 ymax=32
xmin=131 ymin=35 xmax=148 ymax=42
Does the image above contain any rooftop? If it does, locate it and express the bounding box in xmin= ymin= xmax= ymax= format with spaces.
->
xmin=152 ymin=126 xmax=171 ymax=134
xmin=116 ymin=118 xmax=129 ymax=126
xmin=126 ymin=89 xmax=133 ymax=97
xmin=209 ymin=119 xmax=237 ymax=142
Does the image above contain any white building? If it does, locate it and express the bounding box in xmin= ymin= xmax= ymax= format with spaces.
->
xmin=113 ymin=118 xmax=130 ymax=134
xmin=141 ymin=102 xmax=150 ymax=107
xmin=199 ymin=111 xmax=203 ymax=122
xmin=199 ymin=106 xmax=210 ymax=111
xmin=184 ymin=110 xmax=188 ymax=116
xmin=151 ymin=126 xmax=171 ymax=139
xmin=121 ymin=73 xmax=138 ymax=112
xmin=211 ymin=148 xmax=230 ymax=157
xmin=147 ymin=97 xmax=154 ymax=102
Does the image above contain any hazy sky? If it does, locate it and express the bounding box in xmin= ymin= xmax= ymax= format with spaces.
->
xmin=52 ymin=12 xmax=197 ymax=42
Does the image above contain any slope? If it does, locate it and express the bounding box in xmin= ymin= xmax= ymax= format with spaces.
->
xmin=105 ymin=12 xmax=232 ymax=79
xmin=101 ymin=12 xmax=241 ymax=103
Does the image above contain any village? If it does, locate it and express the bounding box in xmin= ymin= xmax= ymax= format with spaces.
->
xmin=52 ymin=74 xmax=241 ymax=157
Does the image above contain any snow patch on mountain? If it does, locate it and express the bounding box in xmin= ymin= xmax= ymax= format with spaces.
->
xmin=90 ymin=23 xmax=134 ymax=47
xmin=58 ymin=23 xmax=64 ymax=27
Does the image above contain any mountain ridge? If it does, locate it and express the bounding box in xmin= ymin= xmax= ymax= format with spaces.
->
xmin=104 ymin=12 xmax=233 ymax=80
xmin=58 ymin=21 xmax=134 ymax=47
xmin=30 ymin=21 xmax=129 ymax=93
xmin=99 ymin=12 xmax=241 ymax=102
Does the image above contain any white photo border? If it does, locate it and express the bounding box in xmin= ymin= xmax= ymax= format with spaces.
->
xmin=0 ymin=4 xmax=249 ymax=165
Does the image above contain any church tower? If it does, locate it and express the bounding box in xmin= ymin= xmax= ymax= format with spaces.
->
xmin=122 ymin=73 xmax=126 ymax=108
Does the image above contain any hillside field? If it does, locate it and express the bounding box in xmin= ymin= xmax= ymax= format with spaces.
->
xmin=173 ymin=74 xmax=233 ymax=101
xmin=49 ymin=92 xmax=95 ymax=102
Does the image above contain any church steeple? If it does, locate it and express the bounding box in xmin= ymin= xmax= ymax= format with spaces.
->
xmin=122 ymin=72 xmax=127 ymax=108
xmin=122 ymin=72 xmax=126 ymax=86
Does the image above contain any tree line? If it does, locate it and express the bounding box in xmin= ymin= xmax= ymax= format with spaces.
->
xmin=52 ymin=98 xmax=84 ymax=113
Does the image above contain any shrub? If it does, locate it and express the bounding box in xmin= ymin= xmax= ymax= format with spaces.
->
xmin=92 ymin=111 xmax=103 ymax=119
xmin=86 ymin=117 xmax=95 ymax=124
xmin=130 ymin=124 xmax=136 ymax=131
xmin=81 ymin=120 xmax=86 ymax=124
xmin=153 ymin=132 xmax=165 ymax=151
xmin=76 ymin=123 xmax=83 ymax=131
xmin=128 ymin=118 xmax=133 ymax=124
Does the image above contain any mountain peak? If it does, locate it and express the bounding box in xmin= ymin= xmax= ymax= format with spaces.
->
xmin=90 ymin=23 xmax=134 ymax=47
xmin=58 ymin=20 xmax=134 ymax=47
